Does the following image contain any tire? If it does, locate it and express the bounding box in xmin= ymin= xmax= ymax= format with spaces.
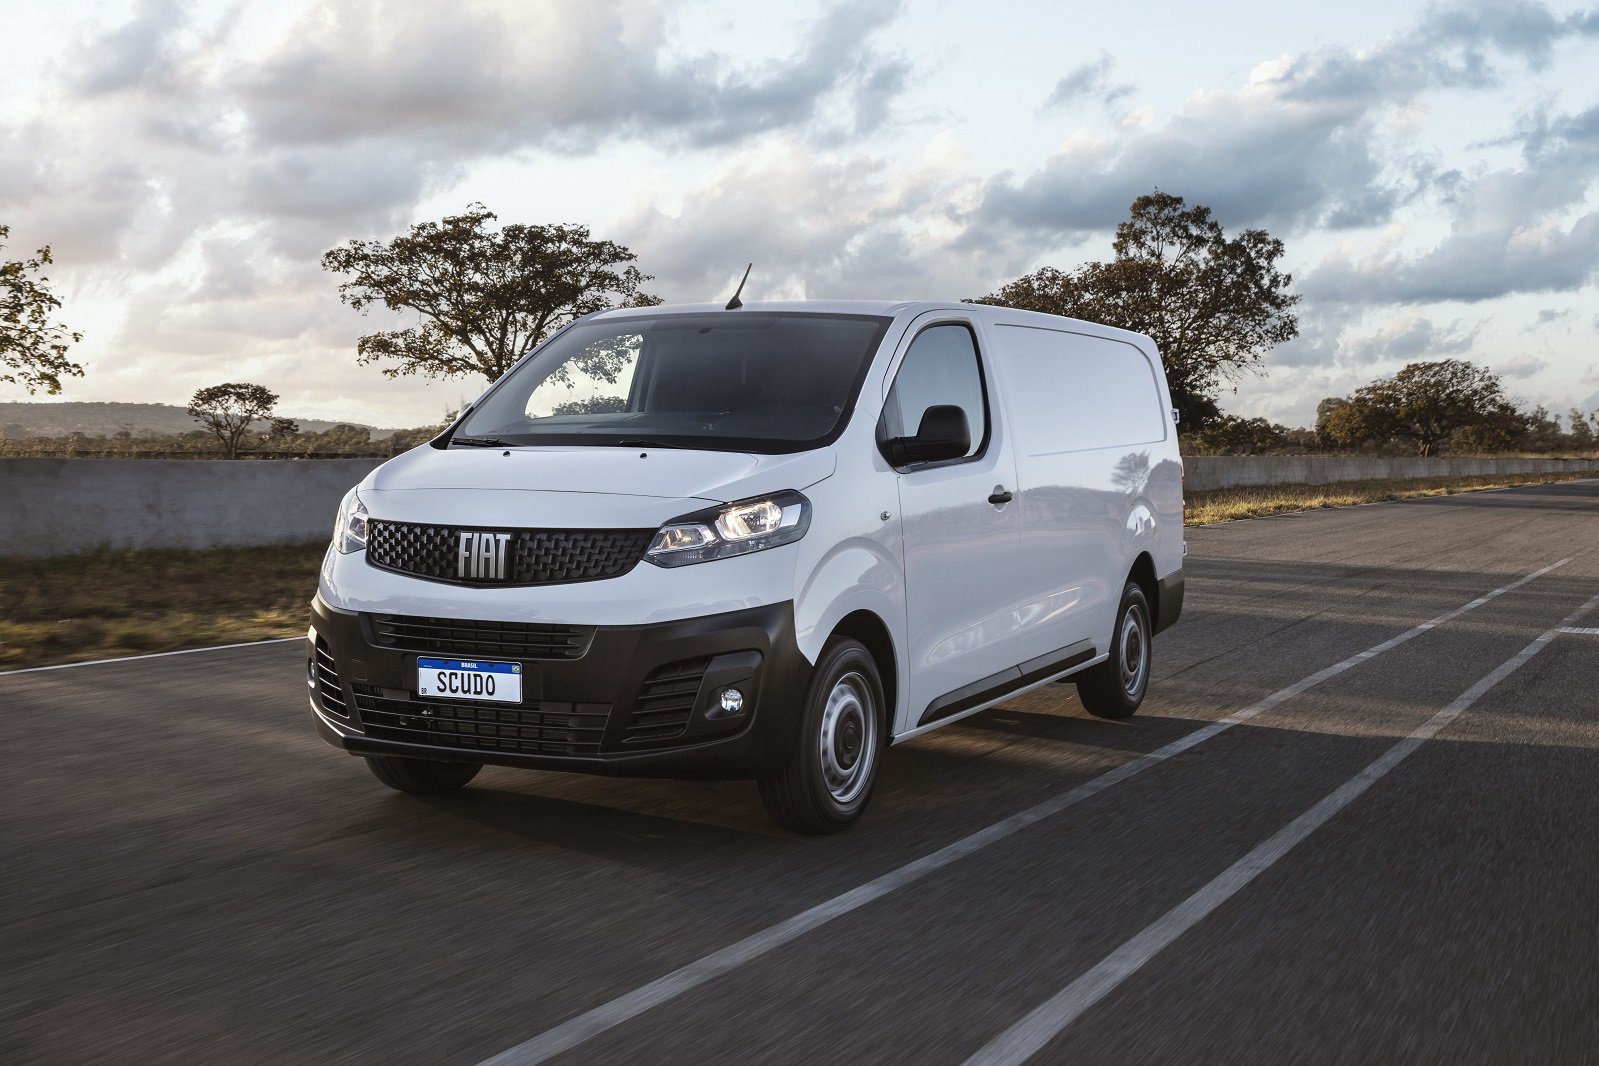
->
xmin=1075 ymin=580 xmax=1153 ymax=720
xmin=759 ymin=638 xmax=886 ymax=834
xmin=364 ymin=755 xmax=482 ymax=794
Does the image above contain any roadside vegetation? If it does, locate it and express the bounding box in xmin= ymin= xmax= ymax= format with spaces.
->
xmin=1186 ymin=471 xmax=1595 ymax=525
xmin=1183 ymin=364 xmax=1598 ymax=459
xmin=0 ymin=542 xmax=325 ymax=669
xmin=0 ymin=423 xmax=438 ymax=459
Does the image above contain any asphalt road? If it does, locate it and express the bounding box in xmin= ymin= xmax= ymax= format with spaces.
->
xmin=6 ymin=480 xmax=1599 ymax=1064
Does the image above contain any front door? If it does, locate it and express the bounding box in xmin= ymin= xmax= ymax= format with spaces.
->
xmin=884 ymin=318 xmax=1026 ymax=731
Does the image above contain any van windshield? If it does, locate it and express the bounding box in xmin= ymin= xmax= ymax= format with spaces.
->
xmin=453 ymin=312 xmax=892 ymax=453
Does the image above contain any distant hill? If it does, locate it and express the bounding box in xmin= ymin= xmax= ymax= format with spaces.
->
xmin=0 ymin=402 xmax=412 ymax=440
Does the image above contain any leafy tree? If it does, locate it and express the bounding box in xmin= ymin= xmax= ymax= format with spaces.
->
xmin=1320 ymin=397 xmax=1397 ymax=452
xmin=1190 ymin=414 xmax=1289 ymax=455
xmin=1517 ymin=405 xmax=1563 ymax=453
xmin=311 ymin=424 xmax=373 ymax=453
xmin=1314 ymin=397 xmax=1353 ymax=449
xmin=322 ymin=206 xmax=660 ymax=384
xmin=1568 ymin=408 xmax=1596 ymax=450
xmin=187 ymin=382 xmax=281 ymax=458
xmin=973 ymin=192 xmax=1299 ymax=427
xmin=1450 ymin=406 xmax=1527 ymax=453
xmin=1 ymin=224 xmax=84 ymax=394
xmin=1323 ymin=360 xmax=1521 ymax=457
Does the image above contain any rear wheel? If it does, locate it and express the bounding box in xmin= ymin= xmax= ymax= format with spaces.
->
xmin=1076 ymin=580 xmax=1152 ymax=720
xmin=364 ymin=755 xmax=482 ymax=794
xmin=759 ymin=638 xmax=885 ymax=834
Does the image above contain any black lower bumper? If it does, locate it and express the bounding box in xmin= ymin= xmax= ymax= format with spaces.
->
xmin=307 ymin=597 xmax=811 ymax=780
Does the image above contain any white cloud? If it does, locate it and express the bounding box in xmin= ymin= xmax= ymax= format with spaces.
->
xmin=970 ymin=1 xmax=1599 ymax=242
xmin=1042 ymin=53 xmax=1134 ymax=112
xmin=615 ymin=134 xmax=1008 ymax=302
xmin=1304 ymin=99 xmax=1599 ymax=306
xmin=1497 ymin=353 xmax=1548 ymax=378
xmin=237 ymin=0 xmax=906 ymax=151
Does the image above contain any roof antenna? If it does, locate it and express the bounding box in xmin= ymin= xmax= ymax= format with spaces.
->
xmin=724 ymin=263 xmax=752 ymax=310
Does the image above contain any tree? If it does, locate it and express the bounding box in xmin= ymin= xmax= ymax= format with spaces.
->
xmin=322 ymin=206 xmax=660 ymax=384
xmin=1323 ymin=360 xmax=1521 ymax=457
xmin=973 ymin=192 xmax=1299 ymax=427
xmin=1517 ymin=405 xmax=1563 ymax=452
xmin=1190 ymin=414 xmax=1289 ymax=455
xmin=1 ymin=224 xmax=84 ymax=394
xmin=1320 ymin=396 xmax=1398 ymax=452
xmin=1568 ymin=408 xmax=1595 ymax=450
xmin=187 ymin=383 xmax=281 ymax=458
xmin=1314 ymin=397 xmax=1351 ymax=449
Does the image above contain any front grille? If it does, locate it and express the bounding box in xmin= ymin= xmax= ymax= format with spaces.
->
xmin=366 ymin=520 xmax=654 ymax=587
xmin=314 ymin=637 xmax=348 ymax=717
xmin=370 ymin=614 xmax=593 ymax=660
xmin=352 ymin=685 xmax=608 ymax=757
xmin=624 ymin=658 xmax=709 ymax=745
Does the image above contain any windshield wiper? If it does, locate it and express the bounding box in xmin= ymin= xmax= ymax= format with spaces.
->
xmin=616 ymin=438 xmax=689 ymax=449
xmin=451 ymin=435 xmax=508 ymax=447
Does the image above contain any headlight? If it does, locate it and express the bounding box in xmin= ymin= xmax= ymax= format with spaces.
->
xmin=333 ymin=489 xmax=369 ymax=554
xmin=645 ymin=490 xmax=810 ymax=567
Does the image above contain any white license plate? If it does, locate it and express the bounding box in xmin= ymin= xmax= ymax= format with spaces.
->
xmin=417 ymin=658 xmax=523 ymax=703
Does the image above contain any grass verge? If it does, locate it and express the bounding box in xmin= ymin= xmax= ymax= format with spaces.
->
xmin=1186 ymin=470 xmax=1594 ymax=525
xmin=0 ymin=541 xmax=326 ymax=670
xmin=2 ymin=470 xmax=1592 ymax=670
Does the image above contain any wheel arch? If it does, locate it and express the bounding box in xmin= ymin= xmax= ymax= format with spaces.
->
xmin=1129 ymin=551 xmax=1159 ymax=620
xmin=828 ymin=609 xmax=898 ymax=735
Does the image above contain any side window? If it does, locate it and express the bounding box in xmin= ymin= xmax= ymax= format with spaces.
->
xmin=880 ymin=324 xmax=988 ymax=460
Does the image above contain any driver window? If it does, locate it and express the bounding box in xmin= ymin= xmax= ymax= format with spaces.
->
xmin=880 ymin=324 xmax=987 ymax=459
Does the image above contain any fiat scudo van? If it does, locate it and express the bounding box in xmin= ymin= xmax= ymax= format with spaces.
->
xmin=308 ymin=301 xmax=1184 ymax=832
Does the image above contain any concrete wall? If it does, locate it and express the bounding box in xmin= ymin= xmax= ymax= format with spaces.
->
xmin=2 ymin=455 xmax=1596 ymax=558
xmin=0 ymin=458 xmax=384 ymax=558
xmin=1182 ymin=455 xmax=1599 ymax=492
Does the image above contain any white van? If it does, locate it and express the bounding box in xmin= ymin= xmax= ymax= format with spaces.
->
xmin=309 ymin=301 xmax=1184 ymax=832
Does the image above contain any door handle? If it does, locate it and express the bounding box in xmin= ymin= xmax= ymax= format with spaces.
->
xmin=988 ymin=486 xmax=1013 ymax=506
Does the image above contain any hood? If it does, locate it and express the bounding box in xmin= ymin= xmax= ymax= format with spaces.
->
xmin=364 ymin=445 xmax=835 ymax=525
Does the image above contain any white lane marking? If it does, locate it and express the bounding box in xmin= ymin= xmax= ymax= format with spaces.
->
xmin=475 ymin=558 xmax=1571 ymax=1066
xmin=964 ymin=588 xmax=1599 ymax=1066
xmin=1558 ymin=626 xmax=1599 ymax=635
xmin=0 ymin=637 xmax=302 ymax=677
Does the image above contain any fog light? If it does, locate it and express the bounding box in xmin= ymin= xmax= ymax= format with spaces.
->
xmin=719 ymin=688 xmax=745 ymax=715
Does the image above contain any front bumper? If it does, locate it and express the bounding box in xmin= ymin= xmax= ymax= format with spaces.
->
xmin=307 ymin=596 xmax=810 ymax=780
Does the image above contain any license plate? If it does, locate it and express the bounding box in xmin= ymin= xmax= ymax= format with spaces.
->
xmin=417 ymin=658 xmax=523 ymax=703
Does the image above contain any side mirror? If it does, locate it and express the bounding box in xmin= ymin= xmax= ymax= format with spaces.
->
xmin=882 ymin=404 xmax=971 ymax=466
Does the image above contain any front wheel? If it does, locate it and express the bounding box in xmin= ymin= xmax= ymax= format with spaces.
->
xmin=364 ymin=755 xmax=482 ymax=794
xmin=1075 ymin=581 xmax=1153 ymax=720
xmin=759 ymin=638 xmax=886 ymax=834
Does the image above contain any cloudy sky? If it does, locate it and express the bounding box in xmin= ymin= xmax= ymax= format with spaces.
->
xmin=3 ymin=0 xmax=1597 ymax=427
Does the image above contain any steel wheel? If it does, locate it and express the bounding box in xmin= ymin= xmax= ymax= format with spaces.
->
xmin=1118 ymin=601 xmax=1150 ymax=699
xmin=817 ymin=670 xmax=878 ymax=805
xmin=759 ymin=638 xmax=886 ymax=833
xmin=1076 ymin=580 xmax=1153 ymax=720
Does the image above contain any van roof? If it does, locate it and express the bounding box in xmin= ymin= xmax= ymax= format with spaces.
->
xmin=591 ymin=299 xmax=940 ymax=318
xmin=588 ymin=300 xmax=1159 ymax=352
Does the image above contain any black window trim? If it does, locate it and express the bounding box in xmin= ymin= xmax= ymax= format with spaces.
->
xmin=877 ymin=317 xmax=995 ymax=473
